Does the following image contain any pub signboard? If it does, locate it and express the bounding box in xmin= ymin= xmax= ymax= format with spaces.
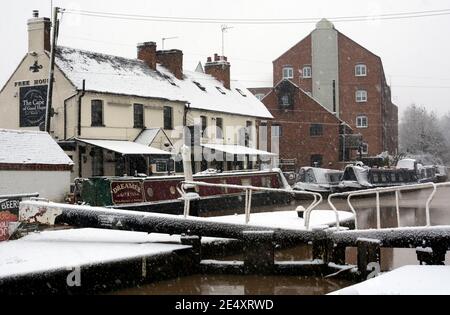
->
xmin=19 ymin=84 xmax=48 ymax=128
xmin=0 ymin=198 xmax=20 ymax=241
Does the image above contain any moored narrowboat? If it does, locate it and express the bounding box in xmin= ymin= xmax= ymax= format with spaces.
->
xmin=292 ymin=167 xmax=343 ymax=194
xmin=74 ymin=169 xmax=292 ymax=215
xmin=338 ymin=164 xmax=418 ymax=192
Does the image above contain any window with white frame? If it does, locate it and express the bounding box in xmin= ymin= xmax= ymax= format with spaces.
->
xmin=302 ymin=66 xmax=312 ymax=78
xmin=355 ymin=64 xmax=367 ymax=77
xmin=282 ymin=66 xmax=294 ymax=79
xmin=356 ymin=115 xmax=368 ymax=128
xmin=356 ymin=90 xmax=368 ymax=102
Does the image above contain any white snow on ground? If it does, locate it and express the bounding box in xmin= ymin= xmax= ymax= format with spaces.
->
xmin=0 ymin=229 xmax=197 ymax=278
xmin=329 ymin=265 xmax=450 ymax=295
xmin=203 ymin=210 xmax=354 ymax=230
xmin=0 ymin=129 xmax=73 ymax=165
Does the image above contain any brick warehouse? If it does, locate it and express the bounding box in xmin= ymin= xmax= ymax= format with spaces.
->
xmin=250 ymin=18 xmax=398 ymax=169
xmin=254 ymin=80 xmax=354 ymax=170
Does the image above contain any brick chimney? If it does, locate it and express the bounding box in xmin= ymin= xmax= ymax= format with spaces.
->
xmin=27 ymin=10 xmax=51 ymax=53
xmin=204 ymin=54 xmax=231 ymax=89
xmin=137 ymin=42 xmax=157 ymax=70
xmin=156 ymin=49 xmax=183 ymax=79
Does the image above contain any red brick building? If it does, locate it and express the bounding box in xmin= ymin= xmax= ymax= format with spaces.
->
xmin=253 ymin=80 xmax=354 ymax=170
xmin=251 ymin=18 xmax=398 ymax=168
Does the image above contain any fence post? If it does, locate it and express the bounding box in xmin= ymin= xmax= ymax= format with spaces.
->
xmin=356 ymin=238 xmax=381 ymax=280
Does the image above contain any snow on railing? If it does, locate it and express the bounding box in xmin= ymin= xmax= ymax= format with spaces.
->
xmin=0 ymin=192 xmax=39 ymax=199
xmin=180 ymin=180 xmax=327 ymax=229
xmin=327 ymin=182 xmax=441 ymax=230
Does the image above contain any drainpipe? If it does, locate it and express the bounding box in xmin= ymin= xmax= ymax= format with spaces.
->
xmin=77 ymin=80 xmax=85 ymax=137
xmin=77 ymin=80 xmax=85 ymax=178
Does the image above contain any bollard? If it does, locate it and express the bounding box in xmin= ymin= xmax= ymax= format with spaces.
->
xmin=416 ymin=244 xmax=446 ymax=265
xmin=242 ymin=230 xmax=274 ymax=274
xmin=181 ymin=234 xmax=202 ymax=264
xmin=356 ymin=238 xmax=381 ymax=280
xmin=330 ymin=243 xmax=346 ymax=265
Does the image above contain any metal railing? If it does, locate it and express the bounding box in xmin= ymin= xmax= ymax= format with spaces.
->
xmin=179 ymin=180 xmax=330 ymax=229
xmin=327 ymin=182 xmax=442 ymax=230
xmin=0 ymin=192 xmax=39 ymax=200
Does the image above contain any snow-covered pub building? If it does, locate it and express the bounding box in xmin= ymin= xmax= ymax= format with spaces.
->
xmin=0 ymin=11 xmax=274 ymax=181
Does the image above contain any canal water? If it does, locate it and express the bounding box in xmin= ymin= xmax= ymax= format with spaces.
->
xmin=112 ymin=187 xmax=450 ymax=295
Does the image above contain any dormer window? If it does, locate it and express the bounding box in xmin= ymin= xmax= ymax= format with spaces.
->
xmin=162 ymin=73 xmax=177 ymax=86
xmin=193 ymin=81 xmax=206 ymax=91
xmin=216 ymin=86 xmax=226 ymax=95
xmin=282 ymin=66 xmax=293 ymax=79
xmin=235 ymin=88 xmax=247 ymax=97
xmin=355 ymin=64 xmax=367 ymax=77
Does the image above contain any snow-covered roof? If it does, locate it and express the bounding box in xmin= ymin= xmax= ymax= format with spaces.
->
xmin=55 ymin=46 xmax=273 ymax=119
xmin=134 ymin=128 xmax=169 ymax=146
xmin=201 ymin=143 xmax=277 ymax=156
xmin=0 ymin=129 xmax=73 ymax=165
xmin=76 ymin=138 xmax=171 ymax=155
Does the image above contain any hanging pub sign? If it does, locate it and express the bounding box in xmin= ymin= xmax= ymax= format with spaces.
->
xmin=19 ymin=84 xmax=48 ymax=127
xmin=0 ymin=198 xmax=20 ymax=241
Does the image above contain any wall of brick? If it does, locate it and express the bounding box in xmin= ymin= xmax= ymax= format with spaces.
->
xmin=259 ymin=82 xmax=343 ymax=170
xmin=337 ymin=32 xmax=383 ymax=155
xmin=273 ymin=35 xmax=312 ymax=93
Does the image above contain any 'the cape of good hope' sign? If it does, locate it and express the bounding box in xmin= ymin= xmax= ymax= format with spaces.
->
xmin=0 ymin=199 xmax=20 ymax=241
xmin=111 ymin=181 xmax=144 ymax=204
xmin=19 ymin=85 xmax=48 ymax=128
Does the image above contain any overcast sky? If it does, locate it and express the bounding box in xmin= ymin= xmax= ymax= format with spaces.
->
xmin=1 ymin=0 xmax=449 ymax=118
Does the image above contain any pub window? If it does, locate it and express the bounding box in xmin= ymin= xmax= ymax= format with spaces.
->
xmin=156 ymin=160 xmax=168 ymax=172
xmin=200 ymin=115 xmax=207 ymax=136
xmin=133 ymin=103 xmax=144 ymax=128
xmin=163 ymin=106 xmax=173 ymax=130
xmin=216 ymin=117 xmax=223 ymax=139
xmin=245 ymin=121 xmax=252 ymax=147
xmin=310 ymin=124 xmax=323 ymax=136
xmin=91 ymin=100 xmax=104 ymax=127
xmin=91 ymin=148 xmax=104 ymax=176
xmin=272 ymin=124 xmax=282 ymax=137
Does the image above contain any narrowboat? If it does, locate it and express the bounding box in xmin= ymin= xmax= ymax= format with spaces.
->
xmin=338 ymin=164 xmax=418 ymax=192
xmin=396 ymin=158 xmax=443 ymax=183
xmin=292 ymin=167 xmax=343 ymax=194
xmin=74 ymin=169 xmax=292 ymax=215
